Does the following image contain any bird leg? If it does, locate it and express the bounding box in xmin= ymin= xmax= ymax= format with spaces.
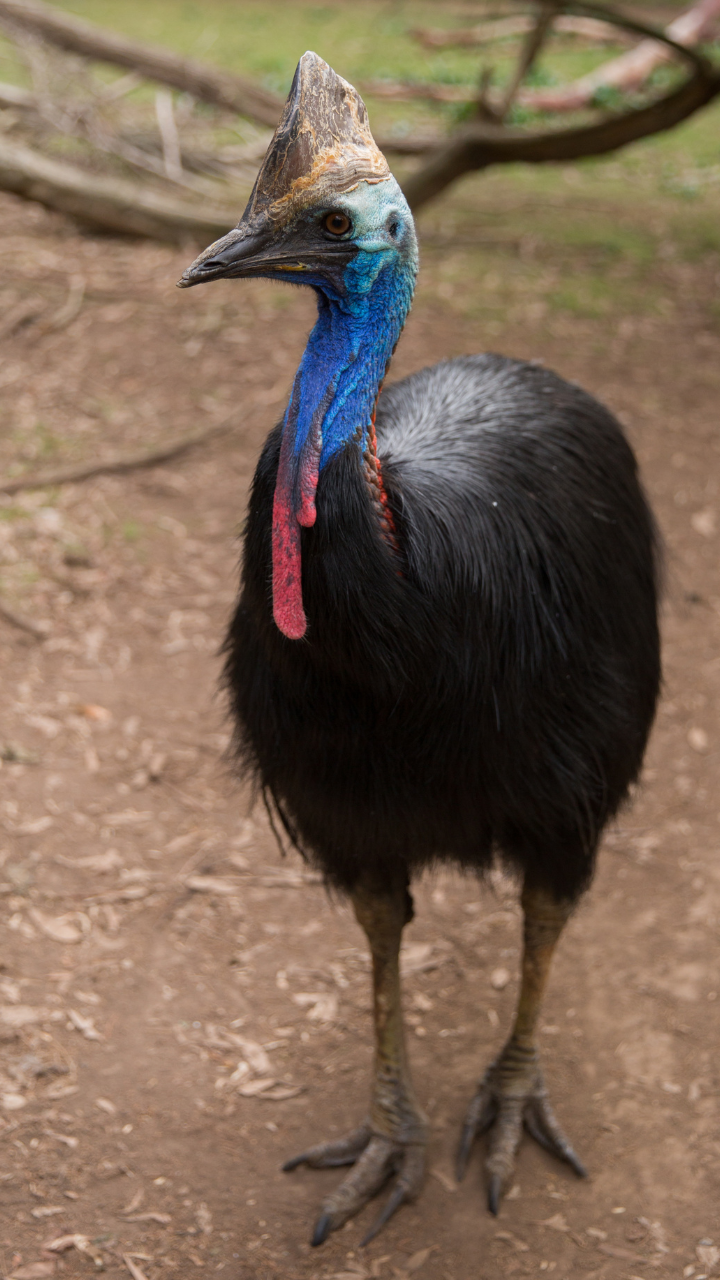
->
xmin=457 ymin=879 xmax=586 ymax=1212
xmin=283 ymin=874 xmax=427 ymax=1246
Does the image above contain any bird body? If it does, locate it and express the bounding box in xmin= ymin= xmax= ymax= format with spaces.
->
xmin=180 ymin=51 xmax=661 ymax=1247
xmin=227 ymin=352 xmax=659 ymax=903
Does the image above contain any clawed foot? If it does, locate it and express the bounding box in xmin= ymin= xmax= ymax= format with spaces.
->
xmin=283 ymin=1122 xmax=426 ymax=1246
xmin=456 ymin=1044 xmax=586 ymax=1214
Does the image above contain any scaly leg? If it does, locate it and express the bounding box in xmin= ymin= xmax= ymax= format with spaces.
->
xmin=283 ymin=874 xmax=427 ymax=1246
xmin=457 ymin=879 xmax=587 ymax=1212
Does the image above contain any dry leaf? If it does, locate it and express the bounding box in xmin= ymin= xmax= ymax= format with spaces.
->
xmin=76 ymin=703 xmax=112 ymax=722
xmin=95 ymin=1097 xmax=116 ymax=1115
xmin=291 ymin=991 xmax=338 ymax=1023
xmin=598 ymin=1244 xmax=646 ymax=1261
xmin=103 ymin=809 xmax=153 ymax=826
xmin=44 ymin=1234 xmax=98 ymax=1263
xmin=58 ymin=849 xmax=122 ymax=872
xmin=541 ymin=1213 xmax=569 ymax=1232
xmin=1 ymin=1005 xmax=50 ymax=1027
xmin=67 ymin=1009 xmax=103 ymax=1040
xmin=122 ymin=1188 xmax=144 ymax=1215
xmin=429 ymin=1167 xmax=457 ymax=1193
xmin=43 ymin=1129 xmax=79 ymax=1149
xmin=234 ymin=1037 xmax=272 ymax=1075
xmin=2 ymin=1091 xmax=27 ymax=1110
xmin=495 ymin=1231 xmax=529 ymax=1252
xmin=9 ymin=1263 xmax=56 ymax=1278
xmin=29 ymin=910 xmax=87 ymax=944
xmin=406 ymin=1246 xmax=436 ymax=1271
xmin=196 ymin=1202 xmax=212 ymax=1233
xmin=17 ymin=816 xmax=53 ymax=835
xmin=259 ymin=1084 xmax=304 ymax=1100
xmin=697 ymin=1244 xmax=720 ymax=1269
xmin=126 ymin=1211 xmax=171 ymax=1224
xmin=185 ymin=874 xmax=239 ymax=895
xmin=30 ymin=1206 xmax=65 ymax=1218
xmin=237 ymin=1077 xmax=278 ymax=1097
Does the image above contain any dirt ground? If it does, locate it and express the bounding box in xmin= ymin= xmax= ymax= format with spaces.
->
xmin=0 ymin=181 xmax=719 ymax=1280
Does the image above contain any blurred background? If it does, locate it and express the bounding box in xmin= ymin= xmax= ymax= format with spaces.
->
xmin=0 ymin=5 xmax=719 ymax=1280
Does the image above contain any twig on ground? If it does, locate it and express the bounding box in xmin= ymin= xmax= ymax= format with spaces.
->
xmin=0 ymin=419 xmax=234 ymax=494
xmin=0 ymin=596 xmax=48 ymax=638
xmin=122 ymin=1257 xmax=150 ymax=1280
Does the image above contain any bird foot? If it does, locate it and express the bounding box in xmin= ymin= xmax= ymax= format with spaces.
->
xmin=456 ymin=1043 xmax=586 ymax=1213
xmin=283 ymin=1121 xmax=426 ymax=1246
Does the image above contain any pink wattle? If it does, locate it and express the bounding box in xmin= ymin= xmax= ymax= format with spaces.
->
xmin=272 ymin=486 xmax=306 ymax=639
xmin=272 ymin=419 xmax=323 ymax=640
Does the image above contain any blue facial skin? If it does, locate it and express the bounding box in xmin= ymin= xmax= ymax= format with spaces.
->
xmin=277 ymin=177 xmax=418 ymax=485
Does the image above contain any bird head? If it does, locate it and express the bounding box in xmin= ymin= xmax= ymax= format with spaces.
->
xmin=179 ymin=53 xmax=417 ymax=642
xmin=178 ymin=51 xmax=416 ymax=300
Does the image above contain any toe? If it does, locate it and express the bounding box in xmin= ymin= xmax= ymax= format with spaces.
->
xmin=524 ymin=1095 xmax=587 ymax=1177
xmin=283 ymin=1123 xmax=372 ymax=1172
xmin=484 ymin=1095 xmax=524 ymax=1210
xmin=456 ymin=1085 xmax=497 ymax=1181
xmin=360 ymin=1144 xmax=425 ymax=1246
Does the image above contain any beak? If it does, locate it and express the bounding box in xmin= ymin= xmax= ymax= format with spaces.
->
xmin=177 ymin=225 xmax=277 ymax=289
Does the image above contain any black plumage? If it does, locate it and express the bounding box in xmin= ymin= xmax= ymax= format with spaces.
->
xmin=225 ymin=353 xmax=660 ymax=903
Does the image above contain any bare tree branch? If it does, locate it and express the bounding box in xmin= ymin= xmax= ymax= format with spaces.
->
xmin=498 ymin=0 xmax=561 ymax=118
xmin=520 ymin=0 xmax=720 ymax=111
xmin=412 ymin=15 xmax=632 ymax=49
xmin=0 ymin=0 xmax=283 ymax=127
xmin=402 ymin=60 xmax=720 ymax=210
xmin=0 ymin=135 xmax=237 ymax=240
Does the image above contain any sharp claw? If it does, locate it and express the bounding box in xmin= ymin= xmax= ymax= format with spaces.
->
xmin=488 ymin=1174 xmax=502 ymax=1216
xmin=456 ymin=1125 xmax=475 ymax=1182
xmin=282 ymin=1153 xmax=307 ymax=1172
xmin=456 ymin=1089 xmax=496 ymax=1181
xmin=359 ymin=1181 xmax=406 ymax=1247
xmin=524 ymin=1100 xmax=588 ymax=1178
xmin=311 ymin=1212 xmax=333 ymax=1247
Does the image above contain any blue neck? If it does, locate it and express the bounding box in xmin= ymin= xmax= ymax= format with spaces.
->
xmin=286 ymin=250 xmax=416 ymax=484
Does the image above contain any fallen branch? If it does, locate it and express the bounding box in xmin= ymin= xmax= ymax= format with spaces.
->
xmin=412 ymin=14 xmax=632 ymax=48
xmin=0 ymin=596 xmax=48 ymax=639
xmin=0 ymin=136 xmax=236 ymax=240
xmin=402 ymin=58 xmax=720 ymax=209
xmin=0 ymin=0 xmax=283 ymax=127
xmin=0 ymin=420 xmax=233 ymax=494
xmin=519 ymin=0 xmax=720 ymax=111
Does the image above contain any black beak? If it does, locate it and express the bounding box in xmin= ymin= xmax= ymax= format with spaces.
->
xmin=177 ymin=227 xmax=272 ymax=289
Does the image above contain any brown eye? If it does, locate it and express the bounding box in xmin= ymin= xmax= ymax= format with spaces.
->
xmin=323 ymin=211 xmax=351 ymax=236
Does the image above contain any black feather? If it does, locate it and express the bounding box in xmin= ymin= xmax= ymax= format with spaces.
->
xmin=223 ymin=353 xmax=660 ymax=903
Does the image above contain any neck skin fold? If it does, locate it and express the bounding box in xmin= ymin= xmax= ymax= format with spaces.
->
xmin=272 ymin=227 xmax=417 ymax=640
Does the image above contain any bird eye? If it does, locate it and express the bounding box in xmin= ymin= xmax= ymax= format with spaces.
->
xmin=323 ymin=211 xmax=351 ymax=236
xmin=388 ymin=220 xmax=400 ymax=238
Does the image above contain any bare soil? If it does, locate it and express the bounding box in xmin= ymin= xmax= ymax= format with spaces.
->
xmin=0 ymin=188 xmax=719 ymax=1280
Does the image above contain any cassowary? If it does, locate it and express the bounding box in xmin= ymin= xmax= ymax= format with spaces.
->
xmin=179 ymin=53 xmax=660 ymax=1247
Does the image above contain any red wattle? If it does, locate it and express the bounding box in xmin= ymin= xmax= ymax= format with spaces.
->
xmin=272 ymin=423 xmax=308 ymax=640
xmin=272 ymin=487 xmax=306 ymax=639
